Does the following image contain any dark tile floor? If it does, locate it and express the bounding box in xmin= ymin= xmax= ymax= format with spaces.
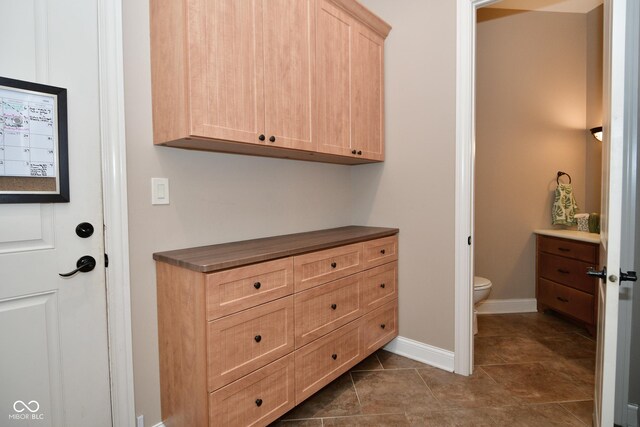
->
xmin=272 ymin=312 xmax=595 ymax=426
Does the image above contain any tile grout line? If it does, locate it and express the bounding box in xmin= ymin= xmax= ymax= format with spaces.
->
xmin=349 ymin=371 xmax=362 ymax=406
xmin=415 ymin=367 xmax=442 ymax=406
xmin=557 ymin=402 xmax=590 ymax=427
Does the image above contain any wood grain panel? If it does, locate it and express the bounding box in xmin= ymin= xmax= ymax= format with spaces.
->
xmin=156 ymin=263 xmax=208 ymax=427
xmin=362 ymin=261 xmax=397 ymax=313
xmin=294 ymin=273 xmax=363 ymax=347
xmin=206 ymin=257 xmax=293 ymax=320
xmin=316 ymin=0 xmax=354 ymax=157
xmin=207 ymin=296 xmax=294 ymax=391
xmin=537 ymin=235 xmax=598 ymax=263
xmin=352 ymin=24 xmax=384 ymax=161
xmin=263 ymin=0 xmax=315 ymax=150
xmin=154 ymin=226 xmax=398 ymax=273
xmin=209 ymin=354 xmax=295 ymax=427
xmin=293 ymin=243 xmax=363 ymax=292
xmin=363 ymin=235 xmax=398 ymax=269
xmin=294 ymin=319 xmax=363 ymax=403
xmin=189 ymin=0 xmax=264 ymax=143
xmin=362 ymin=299 xmax=397 ymax=355
xmin=539 ymin=252 xmax=596 ymax=294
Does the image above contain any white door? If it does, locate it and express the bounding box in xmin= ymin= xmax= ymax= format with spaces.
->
xmin=594 ymin=0 xmax=630 ymax=425
xmin=0 ymin=1 xmax=112 ymax=426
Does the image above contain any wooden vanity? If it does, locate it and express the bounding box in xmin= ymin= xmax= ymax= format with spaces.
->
xmin=153 ymin=226 xmax=399 ymax=426
xmin=535 ymin=230 xmax=600 ymax=336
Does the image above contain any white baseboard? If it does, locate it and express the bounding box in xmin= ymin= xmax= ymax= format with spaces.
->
xmin=383 ymin=336 xmax=454 ymax=372
xmin=152 ymin=422 xmax=166 ymax=427
xmin=475 ymin=298 xmax=537 ymax=314
xmin=628 ymin=403 xmax=639 ymax=427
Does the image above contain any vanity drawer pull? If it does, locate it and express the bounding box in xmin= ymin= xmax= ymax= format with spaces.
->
xmin=380 ymin=249 xmax=386 ymax=255
xmin=557 ymin=269 xmax=570 ymax=274
xmin=331 ymin=303 xmax=337 ymax=310
xmin=254 ymin=335 xmax=262 ymax=343
xmin=380 ymin=283 xmax=386 ymax=289
xmin=558 ymin=247 xmax=571 ymax=252
xmin=255 ymin=398 xmax=263 ymax=407
xmin=331 ymin=353 xmax=338 ymax=360
xmin=331 ymin=262 xmax=337 ymax=269
xmin=253 ymin=281 xmax=261 ymax=289
xmin=557 ymin=296 xmax=569 ymax=303
xmin=380 ymin=323 xmax=386 ymax=329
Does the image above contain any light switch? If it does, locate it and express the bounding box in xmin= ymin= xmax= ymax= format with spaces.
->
xmin=151 ymin=178 xmax=170 ymax=205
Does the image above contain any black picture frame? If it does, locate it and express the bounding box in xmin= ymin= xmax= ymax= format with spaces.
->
xmin=0 ymin=76 xmax=69 ymax=203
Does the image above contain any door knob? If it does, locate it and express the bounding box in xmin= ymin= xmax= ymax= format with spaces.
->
xmin=586 ymin=266 xmax=607 ymax=280
xmin=59 ymin=255 xmax=96 ymax=277
xmin=620 ymin=270 xmax=637 ymax=283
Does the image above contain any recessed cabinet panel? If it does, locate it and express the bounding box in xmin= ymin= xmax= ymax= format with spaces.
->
xmin=189 ymin=0 xmax=265 ymax=143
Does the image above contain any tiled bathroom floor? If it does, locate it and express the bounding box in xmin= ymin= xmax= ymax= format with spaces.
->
xmin=272 ymin=312 xmax=595 ymax=426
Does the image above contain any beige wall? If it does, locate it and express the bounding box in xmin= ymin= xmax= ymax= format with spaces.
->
xmin=353 ymin=0 xmax=457 ymax=351
xmin=474 ymin=8 xmax=602 ymax=300
xmin=123 ymin=0 xmax=353 ymax=423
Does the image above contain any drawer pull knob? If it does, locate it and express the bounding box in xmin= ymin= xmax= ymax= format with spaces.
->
xmin=254 ymin=282 xmax=261 ymax=289
xmin=357 ymin=150 xmax=362 ymax=155
xmin=557 ymin=296 xmax=569 ymax=303
xmin=258 ymin=134 xmax=266 ymax=141
xmin=254 ymin=335 xmax=262 ymax=343
xmin=558 ymin=247 xmax=571 ymax=252
xmin=331 ymin=353 xmax=338 ymax=360
xmin=380 ymin=283 xmax=386 ymax=289
xmin=557 ymin=269 xmax=570 ymax=274
xmin=255 ymin=398 xmax=263 ymax=407
xmin=380 ymin=249 xmax=386 ymax=255
xmin=352 ymin=149 xmax=357 ymax=155
xmin=331 ymin=262 xmax=337 ymax=269
xmin=331 ymin=303 xmax=337 ymax=310
xmin=269 ymin=135 xmax=276 ymax=143
xmin=380 ymin=323 xmax=386 ymax=329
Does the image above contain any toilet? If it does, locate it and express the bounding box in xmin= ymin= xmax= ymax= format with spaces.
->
xmin=473 ymin=276 xmax=492 ymax=334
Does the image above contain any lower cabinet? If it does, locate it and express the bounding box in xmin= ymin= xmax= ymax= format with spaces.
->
xmin=155 ymin=227 xmax=399 ymax=426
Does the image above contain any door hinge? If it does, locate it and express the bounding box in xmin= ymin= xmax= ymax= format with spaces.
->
xmin=105 ymin=253 xmax=109 ymax=268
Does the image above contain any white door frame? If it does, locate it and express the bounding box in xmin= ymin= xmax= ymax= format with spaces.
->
xmin=97 ymin=0 xmax=136 ymax=424
xmin=454 ymin=0 xmax=501 ymax=376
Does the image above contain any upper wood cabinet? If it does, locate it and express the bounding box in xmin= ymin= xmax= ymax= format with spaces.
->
xmin=150 ymin=0 xmax=390 ymax=165
xmin=316 ymin=0 xmax=385 ymax=161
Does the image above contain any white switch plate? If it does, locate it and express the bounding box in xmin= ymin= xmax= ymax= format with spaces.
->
xmin=151 ymin=178 xmax=170 ymax=205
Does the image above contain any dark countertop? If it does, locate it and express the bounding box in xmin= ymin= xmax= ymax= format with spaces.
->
xmin=153 ymin=225 xmax=399 ymax=273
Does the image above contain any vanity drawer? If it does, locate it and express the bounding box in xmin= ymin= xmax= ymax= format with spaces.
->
xmin=209 ymin=354 xmax=295 ymax=427
xmin=294 ymin=273 xmax=363 ymax=348
xmin=539 ymin=253 xmax=596 ymax=294
xmin=362 ymin=261 xmax=398 ymax=313
xmin=294 ymin=243 xmax=363 ymax=292
xmin=362 ymin=299 xmax=398 ymax=355
xmin=538 ymin=278 xmax=593 ymax=324
xmin=538 ymin=235 xmax=597 ymax=263
xmin=363 ymin=236 xmax=398 ymax=269
xmin=207 ymin=296 xmax=294 ymax=391
xmin=294 ymin=320 xmax=363 ymax=403
xmin=206 ymin=257 xmax=294 ymax=320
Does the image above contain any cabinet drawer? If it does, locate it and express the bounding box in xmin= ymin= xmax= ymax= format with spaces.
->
xmin=362 ymin=261 xmax=398 ymax=313
xmin=294 ymin=273 xmax=363 ymax=348
xmin=539 ymin=252 xmax=596 ymax=294
xmin=538 ymin=278 xmax=593 ymax=324
xmin=294 ymin=243 xmax=363 ymax=292
xmin=294 ymin=320 xmax=363 ymax=403
xmin=207 ymin=296 xmax=294 ymax=391
xmin=209 ymin=354 xmax=295 ymax=427
xmin=538 ymin=235 xmax=597 ymax=263
xmin=363 ymin=235 xmax=398 ymax=269
xmin=206 ymin=257 xmax=294 ymax=320
xmin=363 ymin=299 xmax=398 ymax=355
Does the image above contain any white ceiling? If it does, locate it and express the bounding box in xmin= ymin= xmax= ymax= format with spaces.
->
xmin=485 ymin=0 xmax=603 ymax=13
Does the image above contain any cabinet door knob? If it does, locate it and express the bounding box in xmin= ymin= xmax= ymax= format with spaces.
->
xmin=331 ymin=353 xmax=338 ymax=360
xmin=351 ymin=149 xmax=357 ymax=154
xmin=357 ymin=150 xmax=362 ymax=155
xmin=380 ymin=323 xmax=386 ymax=329
xmin=331 ymin=303 xmax=337 ymax=310
xmin=380 ymin=249 xmax=386 ymax=255
xmin=269 ymin=136 xmax=276 ymax=142
xmin=331 ymin=262 xmax=337 ymax=269
xmin=255 ymin=398 xmax=263 ymax=407
xmin=254 ymin=282 xmax=261 ymax=289
xmin=258 ymin=134 xmax=266 ymax=141
xmin=380 ymin=283 xmax=386 ymax=289
xmin=254 ymin=335 xmax=262 ymax=343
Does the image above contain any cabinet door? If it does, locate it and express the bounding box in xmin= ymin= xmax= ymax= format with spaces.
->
xmin=262 ymin=0 xmax=316 ymax=150
xmin=316 ymin=0 xmax=355 ymax=157
xmin=189 ymin=0 xmax=265 ymax=144
xmin=352 ymin=24 xmax=384 ymax=161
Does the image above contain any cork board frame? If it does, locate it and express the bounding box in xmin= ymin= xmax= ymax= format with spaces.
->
xmin=0 ymin=76 xmax=69 ymax=203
